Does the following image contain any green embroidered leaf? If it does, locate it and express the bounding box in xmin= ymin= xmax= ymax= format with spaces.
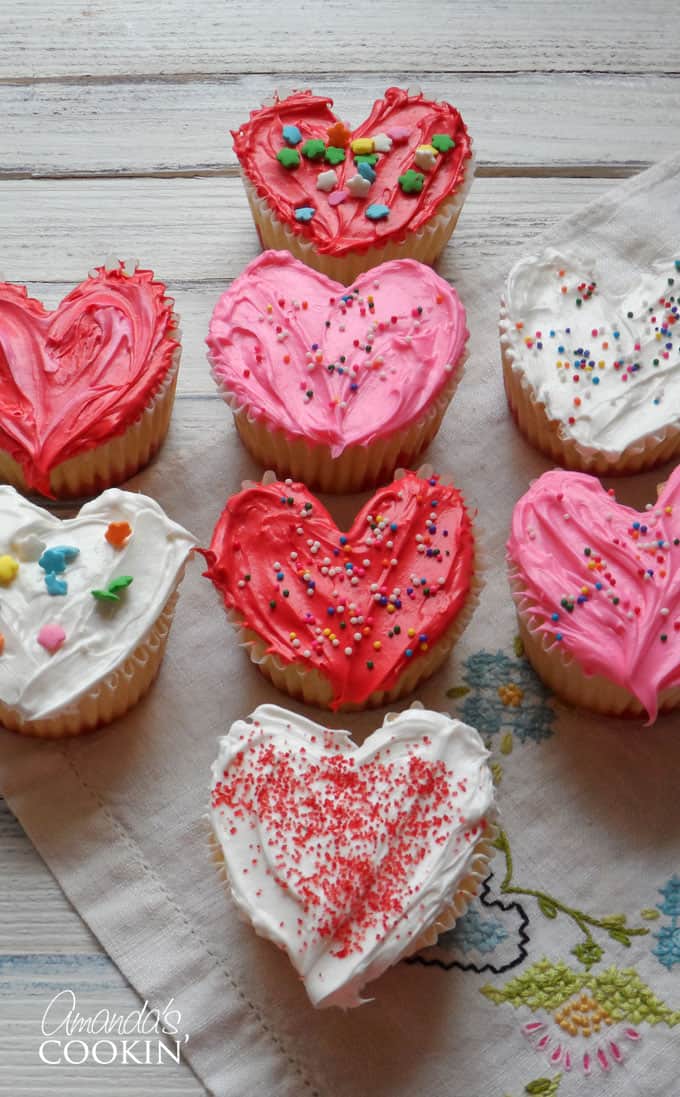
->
xmin=513 ymin=635 xmax=525 ymax=658
xmin=600 ymin=914 xmax=627 ymax=928
xmin=446 ymin=685 xmax=470 ymax=699
xmin=525 ymin=1076 xmax=562 ymax=1097
xmin=641 ymin=908 xmax=661 ymax=920
xmin=607 ymin=928 xmax=632 ymax=947
xmin=480 ymin=960 xmax=584 ymax=1011
xmin=589 ymin=966 xmax=680 ymax=1026
xmin=491 ymin=761 xmax=503 ymax=786
xmin=537 ymin=896 xmax=558 ymax=919
xmin=500 ymin=731 xmax=514 ymax=755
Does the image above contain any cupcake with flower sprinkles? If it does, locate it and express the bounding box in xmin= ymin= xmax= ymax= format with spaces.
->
xmin=0 ymin=259 xmax=180 ymax=498
xmin=207 ymin=251 xmax=468 ymax=492
xmin=0 ymin=485 xmax=195 ymax=737
xmin=500 ymin=250 xmax=680 ymax=473
xmin=507 ymin=465 xmax=680 ymax=722
xmin=232 ymin=87 xmax=473 ymax=284
xmin=202 ymin=468 xmax=479 ymax=710
xmin=209 ymin=703 xmax=496 ymax=1008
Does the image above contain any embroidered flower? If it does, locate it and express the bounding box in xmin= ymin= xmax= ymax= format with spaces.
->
xmin=482 ymin=959 xmax=680 ymax=1075
xmin=653 ymin=875 xmax=680 ymax=970
xmin=452 ymin=650 xmax=555 ymax=744
xmin=445 ymin=907 xmax=508 ymax=955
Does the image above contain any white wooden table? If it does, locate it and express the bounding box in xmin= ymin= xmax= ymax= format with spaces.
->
xmin=0 ymin=2 xmax=677 ymax=1092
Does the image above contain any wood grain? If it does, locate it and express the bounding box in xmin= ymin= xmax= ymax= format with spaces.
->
xmin=1 ymin=73 xmax=673 ymax=178
xmin=2 ymin=0 xmax=678 ymax=79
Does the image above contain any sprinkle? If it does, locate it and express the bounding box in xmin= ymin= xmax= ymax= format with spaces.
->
xmin=324 ymin=146 xmax=346 ymax=166
xmin=276 ymin=147 xmax=300 ymax=169
xmin=91 ymin=575 xmax=134 ymax=603
xmin=328 ymin=189 xmax=349 ymax=207
xmin=300 ymin=138 xmax=326 ymax=161
xmin=106 ymin=521 xmax=132 ymax=548
xmin=38 ymin=624 xmax=66 ymax=654
xmin=295 ymin=206 xmax=315 ymax=222
xmin=372 ymin=133 xmax=392 ymax=152
xmin=326 ymin=121 xmax=351 ymax=148
xmin=365 ymin=203 xmax=390 ymax=221
xmin=351 ymin=137 xmax=374 ymax=156
xmin=0 ymin=555 xmax=19 ymax=585
xmin=399 ymin=169 xmax=425 ymax=194
xmin=281 ymin=124 xmax=302 ymax=146
xmin=431 ymin=134 xmax=455 ymax=153
xmin=414 ymin=145 xmax=438 ymax=171
xmin=387 ymin=126 xmax=410 ymax=143
xmin=316 ymin=169 xmax=338 ymax=192
xmin=347 ymin=174 xmax=372 ymax=197
xmin=357 ymin=161 xmax=376 ymax=182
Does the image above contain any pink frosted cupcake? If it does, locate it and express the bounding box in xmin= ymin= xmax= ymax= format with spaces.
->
xmin=207 ymin=251 xmax=468 ymax=492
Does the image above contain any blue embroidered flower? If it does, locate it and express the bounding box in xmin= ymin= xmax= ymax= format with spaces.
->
xmin=653 ymin=875 xmax=680 ymax=970
xmin=442 ymin=907 xmax=508 ymax=955
xmin=457 ymin=650 xmax=555 ymax=744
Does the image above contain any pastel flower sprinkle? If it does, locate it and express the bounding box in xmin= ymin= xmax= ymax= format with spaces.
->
xmin=281 ymin=124 xmax=302 ymax=146
xmin=399 ymin=169 xmax=425 ymax=194
xmin=365 ymin=203 xmax=390 ymax=221
xmin=300 ymin=139 xmax=326 ymax=161
xmin=324 ymin=146 xmax=346 ymax=166
xmin=295 ymin=206 xmax=316 ymax=222
xmin=38 ymin=623 xmax=66 ymax=654
xmin=276 ymin=147 xmax=300 ymax=169
xmin=358 ymin=162 xmax=376 ymax=183
xmin=91 ymin=575 xmax=134 ymax=603
xmin=0 ymin=554 xmax=19 ymax=585
xmin=432 ymin=134 xmax=456 ymax=153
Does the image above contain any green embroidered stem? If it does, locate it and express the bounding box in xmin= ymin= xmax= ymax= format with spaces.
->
xmin=492 ymin=829 xmax=648 ymax=967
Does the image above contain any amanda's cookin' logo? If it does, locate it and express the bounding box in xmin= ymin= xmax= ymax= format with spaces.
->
xmin=39 ymin=990 xmax=190 ymax=1066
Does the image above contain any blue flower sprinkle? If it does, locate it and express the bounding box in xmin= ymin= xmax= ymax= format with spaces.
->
xmin=365 ymin=203 xmax=389 ymax=221
xmin=295 ymin=206 xmax=315 ymax=222
xmin=282 ymin=124 xmax=302 ymax=146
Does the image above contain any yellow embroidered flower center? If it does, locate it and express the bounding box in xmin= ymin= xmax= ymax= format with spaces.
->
xmin=554 ymin=991 xmax=613 ymax=1037
xmin=498 ymin=683 xmax=524 ymax=707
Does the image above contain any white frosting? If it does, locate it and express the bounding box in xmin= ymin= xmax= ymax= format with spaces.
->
xmin=501 ymin=249 xmax=680 ymax=455
xmin=0 ymin=487 xmax=196 ymax=721
xmin=209 ymin=704 xmax=494 ymax=1009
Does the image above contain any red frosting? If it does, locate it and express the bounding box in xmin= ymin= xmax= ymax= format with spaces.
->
xmin=232 ymin=87 xmax=472 ymax=256
xmin=203 ymin=471 xmax=476 ymax=708
xmin=0 ymin=264 xmax=178 ymax=495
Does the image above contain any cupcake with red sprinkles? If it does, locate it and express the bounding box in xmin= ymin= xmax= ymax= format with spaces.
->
xmin=202 ymin=468 xmax=480 ymax=710
xmin=209 ymin=703 xmax=496 ymax=1008
xmin=507 ymin=465 xmax=680 ymax=722
xmin=207 ymin=251 xmax=468 ymax=493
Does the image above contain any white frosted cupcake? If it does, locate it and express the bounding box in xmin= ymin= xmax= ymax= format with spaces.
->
xmin=209 ymin=704 xmax=496 ymax=1008
xmin=0 ymin=486 xmax=195 ymax=737
xmin=500 ymin=249 xmax=680 ymax=473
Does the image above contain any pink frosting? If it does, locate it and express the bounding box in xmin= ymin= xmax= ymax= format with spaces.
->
xmin=507 ymin=466 xmax=680 ymax=723
xmin=206 ymin=251 xmax=467 ymax=456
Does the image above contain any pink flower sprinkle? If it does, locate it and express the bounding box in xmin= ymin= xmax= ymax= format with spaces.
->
xmin=328 ymin=190 xmax=349 ymax=207
xmin=387 ymin=126 xmax=410 ymax=143
xmin=38 ymin=623 xmax=66 ymax=654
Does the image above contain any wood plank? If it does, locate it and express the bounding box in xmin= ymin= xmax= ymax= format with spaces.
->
xmin=1 ymin=0 xmax=678 ymax=79
xmin=0 ymin=73 xmax=673 ymax=178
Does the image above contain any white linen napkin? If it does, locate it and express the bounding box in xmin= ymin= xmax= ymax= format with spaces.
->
xmin=1 ymin=151 xmax=680 ymax=1097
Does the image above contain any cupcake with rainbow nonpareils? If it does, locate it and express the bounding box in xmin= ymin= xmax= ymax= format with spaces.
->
xmin=202 ymin=467 xmax=480 ymax=711
xmin=500 ymin=249 xmax=680 ymax=473
xmin=0 ymin=486 xmax=196 ymax=737
xmin=207 ymin=251 xmax=468 ymax=492
xmin=507 ymin=465 xmax=680 ymax=722
xmin=232 ymin=87 xmax=474 ymax=284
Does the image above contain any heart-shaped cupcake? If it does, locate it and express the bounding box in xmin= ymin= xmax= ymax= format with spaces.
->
xmin=203 ymin=469 xmax=478 ymax=710
xmin=0 ymin=263 xmax=179 ymax=495
xmin=501 ymin=249 xmax=680 ymax=472
xmin=207 ymin=251 xmax=467 ymax=489
xmin=209 ymin=704 xmax=495 ymax=1008
xmin=507 ymin=466 xmax=680 ymax=722
xmin=0 ymin=486 xmax=195 ymax=731
xmin=233 ymin=87 xmax=473 ymax=280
